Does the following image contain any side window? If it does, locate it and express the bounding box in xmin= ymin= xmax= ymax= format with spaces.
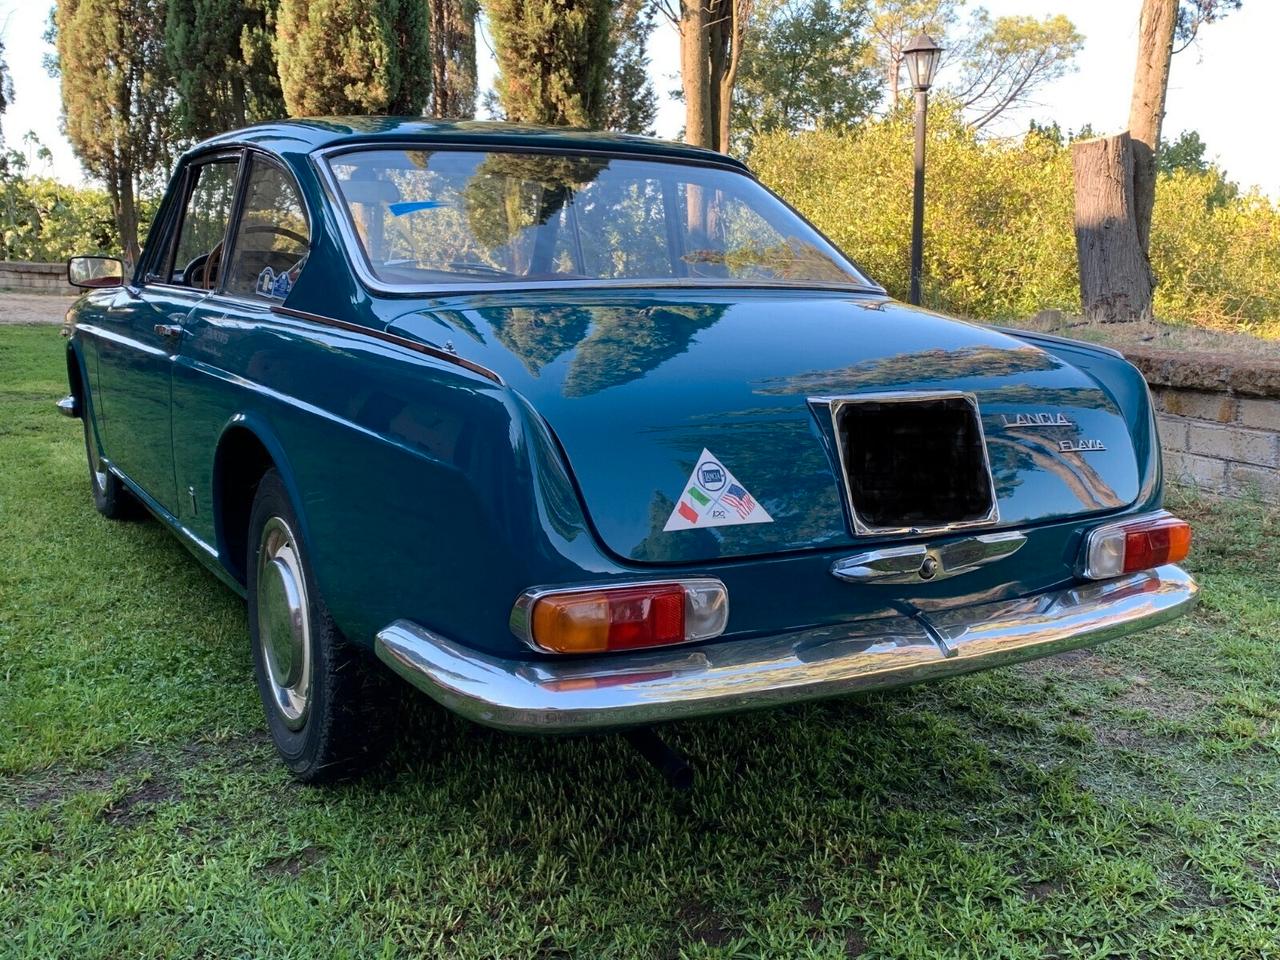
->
xmin=224 ymin=157 xmax=310 ymax=301
xmin=170 ymin=160 xmax=240 ymax=288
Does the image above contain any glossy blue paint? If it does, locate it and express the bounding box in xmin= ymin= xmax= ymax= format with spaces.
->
xmin=387 ymin=290 xmax=1143 ymax=565
xmin=64 ymin=118 xmax=1168 ymax=669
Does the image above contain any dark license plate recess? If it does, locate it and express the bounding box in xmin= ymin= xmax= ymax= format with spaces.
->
xmin=833 ymin=393 xmax=998 ymax=535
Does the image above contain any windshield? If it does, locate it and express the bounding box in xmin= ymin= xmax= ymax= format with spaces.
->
xmin=324 ymin=149 xmax=872 ymax=288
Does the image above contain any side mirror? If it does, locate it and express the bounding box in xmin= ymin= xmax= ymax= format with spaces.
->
xmin=68 ymin=256 xmax=125 ymax=289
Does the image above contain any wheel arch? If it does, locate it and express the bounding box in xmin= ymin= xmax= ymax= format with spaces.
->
xmin=212 ymin=414 xmax=310 ymax=587
xmin=65 ymin=342 xmax=86 ymax=410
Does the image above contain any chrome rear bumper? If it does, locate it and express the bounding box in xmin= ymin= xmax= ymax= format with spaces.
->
xmin=375 ymin=564 xmax=1198 ymax=732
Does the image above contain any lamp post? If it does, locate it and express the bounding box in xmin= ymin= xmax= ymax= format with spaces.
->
xmin=904 ymin=32 xmax=942 ymax=306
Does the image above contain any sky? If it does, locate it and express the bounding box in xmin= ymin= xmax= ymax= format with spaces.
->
xmin=4 ymin=0 xmax=1277 ymax=197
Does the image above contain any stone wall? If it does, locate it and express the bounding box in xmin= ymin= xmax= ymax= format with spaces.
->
xmin=1123 ymin=346 xmax=1280 ymax=501
xmin=0 ymin=261 xmax=77 ymax=294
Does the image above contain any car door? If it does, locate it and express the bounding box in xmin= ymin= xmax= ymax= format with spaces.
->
xmin=172 ymin=151 xmax=313 ymax=541
xmin=93 ymin=152 xmax=243 ymax=513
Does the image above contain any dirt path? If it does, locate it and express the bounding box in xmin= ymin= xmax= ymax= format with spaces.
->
xmin=0 ymin=291 xmax=77 ymax=325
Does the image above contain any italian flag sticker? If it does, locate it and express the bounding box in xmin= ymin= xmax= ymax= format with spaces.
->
xmin=663 ymin=449 xmax=774 ymax=531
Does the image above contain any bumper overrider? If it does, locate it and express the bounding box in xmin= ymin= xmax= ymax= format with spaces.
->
xmin=375 ymin=564 xmax=1198 ymax=732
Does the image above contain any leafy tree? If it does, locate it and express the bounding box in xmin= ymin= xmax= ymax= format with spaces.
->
xmin=276 ymin=0 xmax=431 ymax=116
xmin=735 ymin=0 xmax=880 ymax=151
xmin=865 ymin=0 xmax=959 ymax=105
xmin=1157 ymin=129 xmax=1236 ymax=208
xmin=865 ymin=2 xmax=1081 ymax=131
xmin=1175 ymin=0 xmax=1241 ymax=50
xmin=53 ymin=0 xmax=172 ymax=264
xmin=1158 ymin=129 xmax=1208 ymax=175
xmin=429 ymin=0 xmax=478 ymax=117
xmin=164 ymin=0 xmax=285 ymax=138
xmin=948 ymin=11 xmax=1082 ymax=131
xmin=484 ymin=0 xmax=612 ymax=126
xmin=605 ymin=0 xmax=658 ymax=134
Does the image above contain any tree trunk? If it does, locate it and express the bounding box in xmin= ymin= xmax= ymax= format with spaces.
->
xmin=229 ymin=75 xmax=247 ymax=129
xmin=429 ymin=0 xmax=477 ymax=117
xmin=108 ymin=167 xmax=141 ymax=269
xmin=1128 ymin=0 xmax=1177 ymax=255
xmin=679 ymin=0 xmax=712 ymax=148
xmin=431 ymin=0 xmax=448 ymax=115
xmin=715 ymin=0 xmax=747 ymax=152
xmin=1071 ymin=133 xmax=1153 ymax=323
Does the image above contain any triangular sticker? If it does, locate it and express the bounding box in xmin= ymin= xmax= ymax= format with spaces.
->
xmin=663 ymin=449 xmax=774 ymax=531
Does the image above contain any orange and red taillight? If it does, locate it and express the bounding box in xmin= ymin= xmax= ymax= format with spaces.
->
xmin=511 ymin=579 xmax=729 ymax=654
xmin=1080 ymin=512 xmax=1192 ymax=580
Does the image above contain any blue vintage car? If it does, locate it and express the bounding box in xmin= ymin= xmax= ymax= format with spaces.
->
xmin=61 ymin=118 xmax=1197 ymax=782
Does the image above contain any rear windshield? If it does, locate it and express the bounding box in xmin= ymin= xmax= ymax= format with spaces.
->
xmin=324 ymin=149 xmax=870 ymax=288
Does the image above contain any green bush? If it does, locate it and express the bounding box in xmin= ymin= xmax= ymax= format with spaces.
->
xmin=0 ymin=172 xmax=157 ymax=263
xmin=752 ymin=111 xmax=1280 ymax=333
xmin=1149 ymin=171 xmax=1280 ymax=332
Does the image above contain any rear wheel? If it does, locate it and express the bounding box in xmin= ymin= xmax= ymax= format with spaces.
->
xmin=247 ymin=469 xmax=386 ymax=782
xmin=83 ymin=413 xmax=140 ymax=519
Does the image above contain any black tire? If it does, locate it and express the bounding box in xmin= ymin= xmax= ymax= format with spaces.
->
xmin=83 ymin=411 xmax=141 ymax=520
xmin=247 ymin=468 xmax=386 ymax=782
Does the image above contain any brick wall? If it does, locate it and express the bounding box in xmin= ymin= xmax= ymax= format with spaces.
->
xmin=1124 ymin=346 xmax=1280 ymax=502
xmin=1154 ymin=389 xmax=1280 ymax=499
xmin=0 ymin=261 xmax=77 ymax=294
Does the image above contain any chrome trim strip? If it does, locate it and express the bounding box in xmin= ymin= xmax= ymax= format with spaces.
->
xmin=56 ymin=395 xmax=80 ymax=418
xmin=509 ymin=577 xmax=729 ymax=652
xmin=811 ymin=391 xmax=1002 ymax=539
xmin=375 ymin=564 xmax=1198 ymax=732
xmin=831 ymin=531 xmax=1026 ymax=584
xmin=268 ymin=305 xmax=504 ymax=384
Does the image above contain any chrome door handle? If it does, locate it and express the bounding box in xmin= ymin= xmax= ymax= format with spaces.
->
xmin=153 ymin=323 xmax=184 ymax=339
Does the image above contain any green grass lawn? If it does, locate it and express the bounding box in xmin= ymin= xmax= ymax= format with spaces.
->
xmin=2 ymin=323 xmax=1279 ymax=959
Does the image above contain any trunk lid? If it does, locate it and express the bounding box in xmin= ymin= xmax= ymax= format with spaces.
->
xmin=389 ymin=289 xmax=1139 ymax=563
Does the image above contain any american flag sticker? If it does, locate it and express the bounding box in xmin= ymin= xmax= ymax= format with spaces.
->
xmin=663 ymin=449 xmax=774 ymax=531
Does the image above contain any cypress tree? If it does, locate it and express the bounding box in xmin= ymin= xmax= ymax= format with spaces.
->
xmin=276 ymin=0 xmax=431 ymax=116
xmin=605 ymin=0 xmax=658 ymax=134
xmin=484 ymin=0 xmax=612 ymax=127
xmin=54 ymin=0 xmax=171 ymax=264
xmin=164 ymin=0 xmax=286 ymax=138
xmin=429 ymin=0 xmax=478 ymax=118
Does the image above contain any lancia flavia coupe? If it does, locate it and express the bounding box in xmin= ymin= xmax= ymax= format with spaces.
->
xmin=60 ymin=119 xmax=1197 ymax=782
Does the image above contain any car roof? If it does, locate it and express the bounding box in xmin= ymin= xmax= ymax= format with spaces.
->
xmin=191 ymin=117 xmax=751 ymax=172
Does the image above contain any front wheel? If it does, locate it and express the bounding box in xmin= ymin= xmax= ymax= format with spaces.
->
xmin=247 ymin=469 xmax=387 ymax=782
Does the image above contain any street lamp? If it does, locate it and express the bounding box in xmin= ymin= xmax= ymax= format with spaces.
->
xmin=904 ymin=32 xmax=942 ymax=306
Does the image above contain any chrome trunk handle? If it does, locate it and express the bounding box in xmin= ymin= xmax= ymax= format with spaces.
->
xmin=831 ymin=531 xmax=1027 ymax=584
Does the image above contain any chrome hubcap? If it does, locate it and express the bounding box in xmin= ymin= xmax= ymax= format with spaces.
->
xmin=256 ymin=516 xmax=311 ymax=730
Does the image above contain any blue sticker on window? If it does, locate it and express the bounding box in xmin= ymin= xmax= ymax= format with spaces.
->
xmin=256 ymin=267 xmax=277 ymax=297
xmin=256 ymin=266 xmax=292 ymax=300
xmin=389 ymin=200 xmax=446 ymax=217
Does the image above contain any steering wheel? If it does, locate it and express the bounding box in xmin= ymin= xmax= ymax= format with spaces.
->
xmin=179 ymin=241 xmax=224 ymax=289
xmin=202 ymin=241 xmax=223 ymax=290
xmin=241 ymin=224 xmax=309 ymax=247
xmin=181 ymin=252 xmax=210 ymax=286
